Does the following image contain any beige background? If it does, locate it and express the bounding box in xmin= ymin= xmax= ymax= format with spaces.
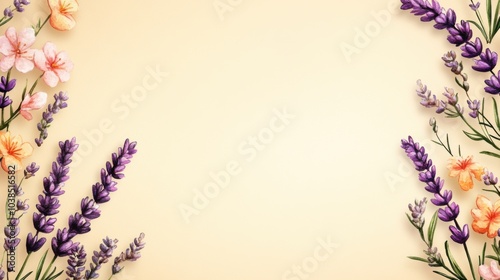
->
xmin=3 ymin=0 xmax=498 ymax=279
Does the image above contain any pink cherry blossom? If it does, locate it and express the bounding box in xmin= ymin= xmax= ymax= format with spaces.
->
xmin=20 ymin=92 xmax=47 ymax=120
xmin=479 ymin=261 xmax=500 ymax=280
xmin=34 ymin=42 xmax=73 ymax=87
xmin=0 ymin=27 xmax=36 ymax=73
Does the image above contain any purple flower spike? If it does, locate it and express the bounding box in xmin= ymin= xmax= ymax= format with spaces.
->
xmin=447 ymin=20 xmax=473 ymax=46
xmin=51 ymin=228 xmax=79 ymax=257
xmin=0 ymin=76 xmax=15 ymax=93
xmin=68 ymin=213 xmax=91 ymax=235
xmin=470 ymin=2 xmax=480 ymax=11
xmin=485 ymin=71 xmax=500 ymax=94
xmin=484 ymin=171 xmax=498 ymax=185
xmin=430 ymin=190 xmax=452 ymax=206
xmin=66 ymin=245 xmax=86 ymax=280
xmin=112 ymin=233 xmax=146 ymax=275
xmin=35 ymin=92 xmax=69 ymax=147
xmin=434 ymin=8 xmax=456 ymax=29
xmin=461 ymin=37 xmax=483 ymax=58
xmin=438 ymin=202 xmax=460 ymax=222
xmin=467 ymin=99 xmax=481 ymax=118
xmin=473 ymin=48 xmax=498 ymax=72
xmin=26 ymin=233 xmax=46 ymax=253
xmin=80 ymin=197 xmax=100 ymax=220
xmin=450 ymin=224 xmax=470 ymax=244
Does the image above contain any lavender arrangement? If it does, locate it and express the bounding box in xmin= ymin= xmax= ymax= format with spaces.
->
xmin=398 ymin=0 xmax=500 ymax=279
xmin=0 ymin=1 xmax=147 ymax=279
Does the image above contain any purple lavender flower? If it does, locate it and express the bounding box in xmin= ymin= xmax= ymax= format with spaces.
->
xmin=472 ymin=48 xmax=498 ymax=72
xmin=470 ymin=2 xmax=480 ymax=11
xmin=461 ymin=37 xmax=482 ymax=58
xmin=3 ymin=8 xmax=12 ymax=18
xmin=485 ymin=71 xmax=500 ymax=94
xmin=449 ymin=224 xmax=469 ymax=244
xmin=443 ymin=87 xmax=457 ymax=105
xmin=484 ymin=171 xmax=498 ymax=185
xmin=408 ymin=198 xmax=427 ymax=227
xmin=26 ymin=233 xmax=45 ymax=253
xmin=85 ymin=237 xmax=118 ymax=279
xmin=27 ymin=138 xmax=78 ymax=253
xmin=13 ymin=0 xmax=29 ymax=12
xmin=52 ymin=139 xmax=137 ymax=258
xmin=35 ymin=91 xmax=69 ymax=147
xmin=66 ymin=245 xmax=86 ymax=280
xmin=112 ymin=233 xmax=145 ymax=275
xmin=431 ymin=190 xmax=452 ymax=206
xmin=0 ymin=76 xmax=14 ymax=109
xmin=434 ymin=8 xmax=456 ymax=29
xmin=467 ymin=99 xmax=481 ymax=118
xmin=447 ymin=20 xmax=473 ymax=46
xmin=51 ymin=228 xmax=79 ymax=257
xmin=24 ymin=162 xmax=39 ymax=179
xmin=401 ymin=136 xmax=469 ymax=244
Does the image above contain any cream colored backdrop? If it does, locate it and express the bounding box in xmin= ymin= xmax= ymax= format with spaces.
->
xmin=4 ymin=0 xmax=494 ymax=279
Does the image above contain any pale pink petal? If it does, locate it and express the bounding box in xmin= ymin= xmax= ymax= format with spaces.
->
xmin=42 ymin=71 xmax=59 ymax=87
xmin=54 ymin=69 xmax=70 ymax=82
xmin=0 ymin=37 xmax=13 ymax=55
xmin=15 ymin=57 xmax=34 ymax=73
xmin=18 ymin=28 xmax=35 ymax=49
xmin=19 ymin=110 xmax=32 ymax=120
xmin=4 ymin=27 xmax=17 ymax=46
xmin=43 ymin=42 xmax=57 ymax=62
xmin=0 ymin=55 xmax=15 ymax=72
xmin=24 ymin=92 xmax=47 ymax=110
xmin=33 ymin=50 xmax=49 ymax=71
xmin=492 ymin=261 xmax=500 ymax=277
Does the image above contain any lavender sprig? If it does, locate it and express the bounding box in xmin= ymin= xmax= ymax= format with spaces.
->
xmin=51 ymin=139 xmax=137 ymax=258
xmin=401 ymin=136 xmax=476 ymax=279
xmin=111 ymin=233 xmax=145 ymax=275
xmin=66 ymin=245 xmax=86 ymax=280
xmin=35 ymin=91 xmax=68 ymax=147
xmin=26 ymin=138 xmax=78 ymax=253
xmin=84 ymin=237 xmax=117 ymax=279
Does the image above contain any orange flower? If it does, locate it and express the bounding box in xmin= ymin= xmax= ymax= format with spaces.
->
xmin=48 ymin=0 xmax=79 ymax=31
xmin=447 ymin=156 xmax=484 ymax=191
xmin=0 ymin=131 xmax=33 ymax=172
xmin=472 ymin=195 xmax=500 ymax=238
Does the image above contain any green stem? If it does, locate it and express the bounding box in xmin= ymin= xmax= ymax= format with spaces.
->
xmin=34 ymin=15 xmax=50 ymax=37
xmin=39 ymin=255 xmax=56 ymax=280
xmin=14 ymin=253 xmax=31 ymax=280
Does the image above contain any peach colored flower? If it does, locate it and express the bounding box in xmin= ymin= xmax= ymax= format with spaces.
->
xmin=20 ymin=92 xmax=47 ymax=120
xmin=479 ymin=260 xmax=500 ymax=280
xmin=471 ymin=195 xmax=500 ymax=238
xmin=447 ymin=155 xmax=484 ymax=191
xmin=0 ymin=27 xmax=35 ymax=73
xmin=34 ymin=42 xmax=73 ymax=87
xmin=0 ymin=131 xmax=33 ymax=172
xmin=48 ymin=0 xmax=79 ymax=31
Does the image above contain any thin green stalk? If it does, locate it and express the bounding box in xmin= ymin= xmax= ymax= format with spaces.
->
xmin=39 ymin=255 xmax=56 ymax=280
xmin=14 ymin=253 xmax=32 ymax=280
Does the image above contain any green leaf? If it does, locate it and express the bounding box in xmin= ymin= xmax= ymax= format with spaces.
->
xmin=432 ymin=270 xmax=459 ymax=280
xmin=469 ymin=20 xmax=490 ymax=40
xmin=35 ymin=250 xmax=48 ymax=280
xmin=480 ymin=150 xmax=500 ymax=159
xmin=428 ymin=211 xmax=438 ymax=247
xmin=493 ymin=98 xmax=500 ymax=131
xmin=18 ymin=272 xmax=33 ymax=280
xmin=445 ymin=241 xmax=466 ymax=280
xmin=463 ymin=130 xmax=484 ymax=141
xmin=45 ymin=270 xmax=63 ymax=280
xmin=488 ymin=0 xmax=493 ymax=29
xmin=408 ymin=256 xmax=429 ymax=263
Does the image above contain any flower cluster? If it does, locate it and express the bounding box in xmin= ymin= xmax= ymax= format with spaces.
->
xmin=399 ymin=1 xmax=500 ymax=279
xmin=0 ymin=1 xmax=146 ymax=280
